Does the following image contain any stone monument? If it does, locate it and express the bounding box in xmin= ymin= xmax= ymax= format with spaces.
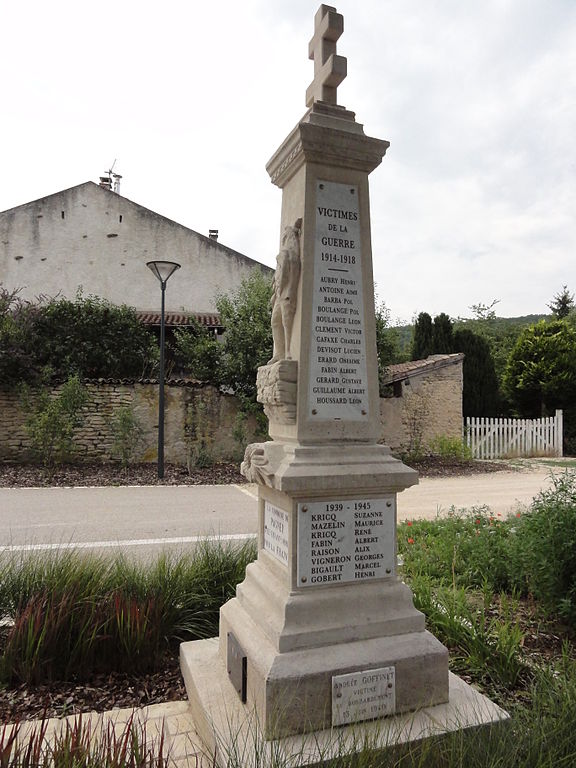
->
xmin=181 ymin=6 xmax=507 ymax=763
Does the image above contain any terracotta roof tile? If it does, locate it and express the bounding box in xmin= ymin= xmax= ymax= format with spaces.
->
xmin=136 ymin=311 xmax=222 ymax=328
xmin=383 ymin=353 xmax=464 ymax=383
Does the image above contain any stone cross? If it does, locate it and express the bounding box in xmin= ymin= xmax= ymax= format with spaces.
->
xmin=305 ymin=4 xmax=347 ymax=107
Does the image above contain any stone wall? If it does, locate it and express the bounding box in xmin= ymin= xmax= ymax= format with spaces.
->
xmin=0 ymin=382 xmax=260 ymax=466
xmin=379 ymin=357 xmax=463 ymax=453
xmin=0 ymin=361 xmax=463 ymax=464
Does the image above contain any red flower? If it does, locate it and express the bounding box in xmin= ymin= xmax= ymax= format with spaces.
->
xmin=406 ymin=521 xmax=413 ymax=526
xmin=475 ymin=519 xmax=481 ymax=525
xmin=407 ymin=537 xmax=415 ymax=545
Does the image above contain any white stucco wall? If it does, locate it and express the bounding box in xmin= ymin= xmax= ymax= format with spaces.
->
xmin=0 ymin=182 xmax=272 ymax=313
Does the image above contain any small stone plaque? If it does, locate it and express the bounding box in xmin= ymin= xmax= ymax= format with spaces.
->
xmin=297 ymin=498 xmax=395 ymax=587
xmin=332 ymin=666 xmax=396 ymax=726
xmin=263 ymin=501 xmax=289 ymax=566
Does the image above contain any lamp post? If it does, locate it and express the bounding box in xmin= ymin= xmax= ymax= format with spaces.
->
xmin=146 ymin=260 xmax=181 ymax=478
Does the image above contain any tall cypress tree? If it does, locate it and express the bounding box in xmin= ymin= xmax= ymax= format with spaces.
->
xmin=432 ymin=313 xmax=454 ymax=354
xmin=453 ymin=328 xmax=500 ymax=417
xmin=411 ymin=312 xmax=433 ymax=360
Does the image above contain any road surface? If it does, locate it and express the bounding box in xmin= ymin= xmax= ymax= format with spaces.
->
xmin=0 ymin=467 xmax=557 ymax=558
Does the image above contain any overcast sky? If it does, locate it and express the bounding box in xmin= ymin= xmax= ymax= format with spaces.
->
xmin=2 ymin=0 xmax=575 ymax=322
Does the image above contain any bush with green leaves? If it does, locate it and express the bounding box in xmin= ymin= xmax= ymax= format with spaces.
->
xmin=108 ymin=405 xmax=144 ymax=467
xmin=504 ymin=319 xmax=576 ymax=417
xmin=508 ymin=471 xmax=576 ymax=625
xmin=21 ymin=375 xmax=89 ymax=471
xmin=215 ymin=269 xmax=274 ymax=407
xmin=0 ymin=287 xmax=43 ymax=387
xmin=398 ymin=506 xmax=513 ymax=593
xmin=427 ymin=434 xmax=472 ymax=461
xmin=173 ymin=318 xmax=223 ymax=382
xmin=0 ymin=289 xmax=158 ymax=387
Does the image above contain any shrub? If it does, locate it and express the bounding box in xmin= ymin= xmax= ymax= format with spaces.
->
xmin=509 ymin=471 xmax=576 ymax=625
xmin=173 ymin=319 xmax=223 ymax=381
xmin=21 ymin=376 xmax=89 ymax=471
xmin=0 ymin=289 xmax=158 ymax=387
xmin=109 ymin=405 xmax=144 ymax=467
xmin=0 ymin=541 xmax=257 ymax=685
xmin=428 ymin=435 xmax=472 ymax=461
xmin=398 ymin=507 xmax=513 ymax=593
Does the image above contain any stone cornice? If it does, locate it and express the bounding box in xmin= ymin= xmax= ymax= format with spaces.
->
xmin=267 ymin=116 xmax=390 ymax=188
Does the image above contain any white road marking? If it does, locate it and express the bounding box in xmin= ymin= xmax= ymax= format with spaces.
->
xmin=1 ymin=533 xmax=256 ymax=553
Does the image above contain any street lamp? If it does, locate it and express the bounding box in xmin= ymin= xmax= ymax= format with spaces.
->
xmin=146 ymin=260 xmax=181 ymax=478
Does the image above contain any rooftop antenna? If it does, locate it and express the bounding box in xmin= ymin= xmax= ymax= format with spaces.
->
xmin=103 ymin=159 xmax=123 ymax=194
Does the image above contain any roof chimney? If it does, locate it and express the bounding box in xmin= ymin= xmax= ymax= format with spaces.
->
xmin=99 ymin=175 xmax=112 ymax=191
xmin=208 ymin=229 xmax=219 ymax=241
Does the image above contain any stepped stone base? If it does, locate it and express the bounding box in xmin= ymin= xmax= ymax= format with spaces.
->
xmin=180 ymin=638 xmax=509 ymax=768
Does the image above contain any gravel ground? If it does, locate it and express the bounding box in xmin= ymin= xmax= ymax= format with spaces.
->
xmin=0 ymin=456 xmax=506 ymax=489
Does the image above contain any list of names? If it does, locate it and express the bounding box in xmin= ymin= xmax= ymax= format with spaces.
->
xmin=297 ymin=498 xmax=395 ymax=587
xmin=309 ymin=180 xmax=369 ymax=421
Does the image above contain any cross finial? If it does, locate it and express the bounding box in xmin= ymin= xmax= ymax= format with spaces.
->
xmin=306 ymin=5 xmax=347 ymax=108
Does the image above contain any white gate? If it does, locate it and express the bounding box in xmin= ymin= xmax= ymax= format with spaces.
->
xmin=466 ymin=410 xmax=563 ymax=459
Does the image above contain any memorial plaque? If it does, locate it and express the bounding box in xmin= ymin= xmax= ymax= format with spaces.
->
xmin=297 ymin=498 xmax=395 ymax=587
xmin=309 ymin=179 xmax=369 ymax=421
xmin=332 ymin=666 xmax=396 ymax=726
xmin=263 ymin=501 xmax=289 ymax=566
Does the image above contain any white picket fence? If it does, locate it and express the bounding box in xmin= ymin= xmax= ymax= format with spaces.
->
xmin=465 ymin=410 xmax=563 ymax=459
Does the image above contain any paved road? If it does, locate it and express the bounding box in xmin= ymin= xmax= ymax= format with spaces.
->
xmin=399 ymin=468 xmax=554 ymax=521
xmin=0 ymin=484 xmax=260 ymax=559
xmin=0 ymin=467 xmax=556 ymax=558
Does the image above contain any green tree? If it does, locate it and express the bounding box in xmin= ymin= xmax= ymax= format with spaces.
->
xmin=375 ymin=300 xmax=400 ymax=395
xmin=33 ymin=294 xmax=157 ymax=381
xmin=215 ymin=270 xmax=274 ymax=407
xmin=432 ymin=313 xmax=454 ymax=354
xmin=173 ymin=319 xmax=223 ymax=382
xmin=454 ymin=300 xmax=535 ymax=406
xmin=547 ymin=285 xmax=575 ymax=319
xmin=411 ymin=312 xmax=433 ymax=360
xmin=0 ymin=288 xmax=42 ymax=387
xmin=0 ymin=290 xmax=158 ymax=387
xmin=503 ymin=320 xmax=576 ymax=417
xmin=453 ymin=329 xmax=500 ymax=417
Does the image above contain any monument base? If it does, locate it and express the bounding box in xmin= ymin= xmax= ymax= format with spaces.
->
xmin=181 ymin=638 xmax=509 ymax=768
xmin=213 ymin=556 xmax=449 ymax=739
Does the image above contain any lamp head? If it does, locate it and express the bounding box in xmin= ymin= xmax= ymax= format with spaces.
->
xmin=146 ymin=260 xmax=181 ymax=285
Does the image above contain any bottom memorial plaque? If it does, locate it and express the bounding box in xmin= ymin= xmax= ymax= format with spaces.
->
xmin=332 ymin=666 xmax=396 ymax=727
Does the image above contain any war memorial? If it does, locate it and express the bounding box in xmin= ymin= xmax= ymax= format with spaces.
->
xmin=181 ymin=6 xmax=506 ymax=764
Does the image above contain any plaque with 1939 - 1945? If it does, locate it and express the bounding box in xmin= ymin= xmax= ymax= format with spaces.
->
xmin=297 ymin=498 xmax=395 ymax=587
